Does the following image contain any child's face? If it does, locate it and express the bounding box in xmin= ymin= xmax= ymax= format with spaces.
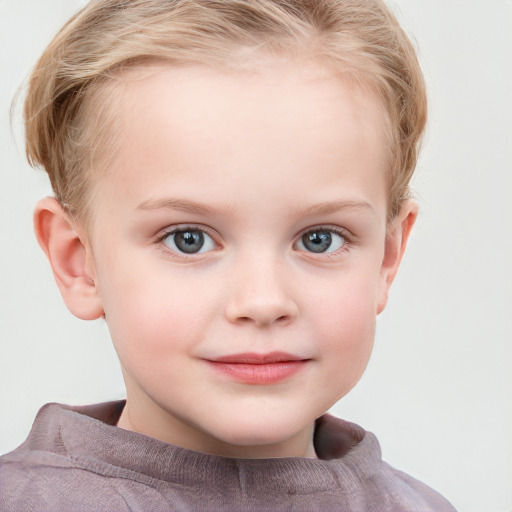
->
xmin=81 ymin=61 xmax=405 ymax=458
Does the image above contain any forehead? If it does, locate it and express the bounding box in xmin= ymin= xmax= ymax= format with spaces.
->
xmin=90 ymin=61 xmax=390 ymax=220
xmin=113 ymin=60 xmax=389 ymax=142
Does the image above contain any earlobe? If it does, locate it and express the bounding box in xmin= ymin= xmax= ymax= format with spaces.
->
xmin=34 ymin=197 xmax=104 ymax=320
xmin=376 ymin=199 xmax=418 ymax=314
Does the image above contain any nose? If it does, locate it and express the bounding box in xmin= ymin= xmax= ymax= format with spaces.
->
xmin=225 ymin=257 xmax=298 ymax=327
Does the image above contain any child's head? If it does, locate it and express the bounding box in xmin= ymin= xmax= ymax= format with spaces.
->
xmin=28 ymin=0 xmax=426 ymax=458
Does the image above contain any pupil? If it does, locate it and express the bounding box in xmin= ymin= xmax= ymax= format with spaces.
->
xmin=303 ymin=231 xmax=332 ymax=253
xmin=175 ymin=230 xmax=204 ymax=253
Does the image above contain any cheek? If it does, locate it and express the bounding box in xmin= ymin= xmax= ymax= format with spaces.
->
xmin=307 ymin=270 xmax=379 ymax=372
xmin=317 ymin=296 xmax=376 ymax=354
xmin=97 ymin=261 xmax=216 ymax=365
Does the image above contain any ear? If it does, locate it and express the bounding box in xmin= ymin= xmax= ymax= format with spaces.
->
xmin=376 ymin=199 xmax=418 ymax=314
xmin=34 ymin=197 xmax=104 ymax=320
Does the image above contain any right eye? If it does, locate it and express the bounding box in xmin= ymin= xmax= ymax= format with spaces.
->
xmin=162 ymin=228 xmax=216 ymax=254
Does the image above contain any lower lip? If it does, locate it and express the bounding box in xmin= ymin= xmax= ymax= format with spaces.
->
xmin=206 ymin=360 xmax=308 ymax=385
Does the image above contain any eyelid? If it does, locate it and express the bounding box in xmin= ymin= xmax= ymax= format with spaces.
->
xmin=154 ymin=223 xmax=352 ymax=258
xmin=294 ymin=224 xmax=352 ymax=254
xmin=155 ymin=224 xmax=220 ymax=257
xmin=296 ymin=224 xmax=351 ymax=241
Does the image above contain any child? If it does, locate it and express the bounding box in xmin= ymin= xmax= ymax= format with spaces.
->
xmin=0 ymin=0 xmax=456 ymax=510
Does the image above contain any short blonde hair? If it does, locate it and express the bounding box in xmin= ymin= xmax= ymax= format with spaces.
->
xmin=24 ymin=0 xmax=427 ymax=223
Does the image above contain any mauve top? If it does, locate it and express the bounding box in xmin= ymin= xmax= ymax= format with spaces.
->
xmin=0 ymin=401 xmax=456 ymax=511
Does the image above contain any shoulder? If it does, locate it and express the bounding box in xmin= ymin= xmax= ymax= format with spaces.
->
xmin=315 ymin=414 xmax=457 ymax=511
xmin=373 ymin=461 xmax=458 ymax=512
xmin=0 ymin=401 xmax=132 ymax=512
xmin=0 ymin=450 xmax=130 ymax=512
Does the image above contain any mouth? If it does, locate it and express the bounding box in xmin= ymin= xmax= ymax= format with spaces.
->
xmin=204 ymin=352 xmax=310 ymax=385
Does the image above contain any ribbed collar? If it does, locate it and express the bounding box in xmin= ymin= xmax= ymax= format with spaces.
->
xmin=23 ymin=401 xmax=383 ymax=495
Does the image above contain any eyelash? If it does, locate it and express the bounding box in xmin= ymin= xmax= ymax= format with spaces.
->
xmin=295 ymin=224 xmax=351 ymax=256
xmin=155 ymin=225 xmax=218 ymax=259
xmin=154 ymin=224 xmax=352 ymax=258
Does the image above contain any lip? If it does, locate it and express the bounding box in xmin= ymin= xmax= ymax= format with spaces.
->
xmin=204 ymin=352 xmax=309 ymax=385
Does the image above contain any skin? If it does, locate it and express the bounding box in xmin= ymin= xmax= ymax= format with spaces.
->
xmin=34 ymin=60 xmax=417 ymax=459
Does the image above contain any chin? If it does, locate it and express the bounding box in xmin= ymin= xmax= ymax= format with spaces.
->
xmin=207 ymin=413 xmax=312 ymax=452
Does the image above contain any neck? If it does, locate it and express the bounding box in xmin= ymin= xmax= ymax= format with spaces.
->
xmin=117 ymin=399 xmax=318 ymax=459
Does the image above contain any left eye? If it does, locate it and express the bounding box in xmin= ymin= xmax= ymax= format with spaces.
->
xmin=296 ymin=229 xmax=346 ymax=254
xmin=163 ymin=228 xmax=215 ymax=254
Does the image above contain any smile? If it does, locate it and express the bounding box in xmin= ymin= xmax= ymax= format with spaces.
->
xmin=205 ymin=352 xmax=310 ymax=385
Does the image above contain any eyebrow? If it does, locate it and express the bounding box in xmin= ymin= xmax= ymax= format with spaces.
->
xmin=136 ymin=197 xmax=374 ymax=218
xmin=136 ymin=198 xmax=217 ymax=215
xmin=296 ymin=200 xmax=375 ymax=217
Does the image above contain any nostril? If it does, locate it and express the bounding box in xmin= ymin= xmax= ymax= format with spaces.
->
xmin=235 ymin=314 xmax=291 ymax=327
xmin=225 ymin=296 xmax=299 ymax=326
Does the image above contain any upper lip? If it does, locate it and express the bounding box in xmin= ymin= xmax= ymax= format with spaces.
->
xmin=208 ymin=352 xmax=307 ymax=364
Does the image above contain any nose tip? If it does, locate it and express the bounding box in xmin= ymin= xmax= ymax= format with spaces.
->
xmin=225 ymin=282 xmax=298 ymax=327
xmin=228 ymin=301 xmax=298 ymax=327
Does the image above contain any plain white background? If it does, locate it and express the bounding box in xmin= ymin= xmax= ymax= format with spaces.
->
xmin=1 ymin=1 xmax=511 ymax=511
